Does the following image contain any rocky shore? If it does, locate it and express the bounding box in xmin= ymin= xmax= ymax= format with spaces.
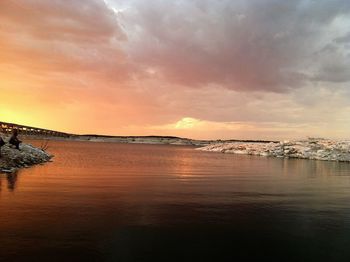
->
xmin=197 ymin=139 xmax=350 ymax=162
xmin=0 ymin=143 xmax=52 ymax=173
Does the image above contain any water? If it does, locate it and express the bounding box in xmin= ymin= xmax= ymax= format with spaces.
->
xmin=1 ymin=141 xmax=350 ymax=261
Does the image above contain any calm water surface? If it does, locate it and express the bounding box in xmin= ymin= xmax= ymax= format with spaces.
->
xmin=1 ymin=141 xmax=350 ymax=261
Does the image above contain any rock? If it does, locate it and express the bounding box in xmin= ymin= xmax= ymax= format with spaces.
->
xmin=0 ymin=143 xmax=52 ymax=173
xmin=260 ymin=152 xmax=270 ymax=157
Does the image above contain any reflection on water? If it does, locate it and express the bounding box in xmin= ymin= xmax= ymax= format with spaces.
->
xmin=0 ymin=172 xmax=18 ymax=191
xmin=1 ymin=141 xmax=350 ymax=261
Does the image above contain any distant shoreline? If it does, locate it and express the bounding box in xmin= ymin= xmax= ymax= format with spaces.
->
xmin=22 ymin=134 xmax=278 ymax=147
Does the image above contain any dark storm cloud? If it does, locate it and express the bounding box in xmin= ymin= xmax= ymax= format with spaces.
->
xmin=0 ymin=0 xmax=125 ymax=42
xmin=115 ymin=0 xmax=350 ymax=92
xmin=0 ymin=0 xmax=132 ymax=82
xmin=3 ymin=0 xmax=349 ymax=92
xmin=334 ymin=32 xmax=350 ymax=44
xmin=312 ymin=31 xmax=350 ymax=83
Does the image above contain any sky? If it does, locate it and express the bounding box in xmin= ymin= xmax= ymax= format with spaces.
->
xmin=1 ymin=0 xmax=350 ymax=140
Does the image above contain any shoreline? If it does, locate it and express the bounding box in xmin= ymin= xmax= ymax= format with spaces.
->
xmin=2 ymin=136 xmax=349 ymax=174
xmin=22 ymin=135 xmax=277 ymax=147
xmin=197 ymin=139 xmax=350 ymax=162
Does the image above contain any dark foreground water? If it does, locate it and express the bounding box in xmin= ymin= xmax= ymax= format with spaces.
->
xmin=1 ymin=141 xmax=350 ymax=262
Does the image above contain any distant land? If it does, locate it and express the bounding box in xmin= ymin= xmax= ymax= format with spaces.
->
xmin=73 ymin=134 xmax=279 ymax=146
xmin=0 ymin=121 xmax=278 ymax=146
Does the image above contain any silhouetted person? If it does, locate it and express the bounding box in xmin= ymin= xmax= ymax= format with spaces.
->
xmin=9 ymin=129 xmax=22 ymax=150
xmin=0 ymin=137 xmax=4 ymax=157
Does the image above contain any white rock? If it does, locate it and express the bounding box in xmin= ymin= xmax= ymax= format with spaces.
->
xmin=196 ymin=139 xmax=350 ymax=162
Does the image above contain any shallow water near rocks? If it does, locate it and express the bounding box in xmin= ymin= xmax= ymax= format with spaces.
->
xmin=1 ymin=141 xmax=350 ymax=261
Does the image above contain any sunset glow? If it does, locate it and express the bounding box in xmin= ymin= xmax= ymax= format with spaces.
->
xmin=175 ymin=118 xmax=200 ymax=129
xmin=1 ymin=0 xmax=350 ymax=139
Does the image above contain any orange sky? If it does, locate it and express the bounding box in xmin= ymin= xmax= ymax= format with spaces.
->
xmin=1 ymin=0 xmax=350 ymax=140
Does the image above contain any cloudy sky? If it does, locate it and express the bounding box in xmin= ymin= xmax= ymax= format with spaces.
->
xmin=1 ymin=0 xmax=350 ymax=139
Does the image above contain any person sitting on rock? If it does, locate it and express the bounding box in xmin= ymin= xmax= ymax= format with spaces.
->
xmin=9 ymin=129 xmax=22 ymax=150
